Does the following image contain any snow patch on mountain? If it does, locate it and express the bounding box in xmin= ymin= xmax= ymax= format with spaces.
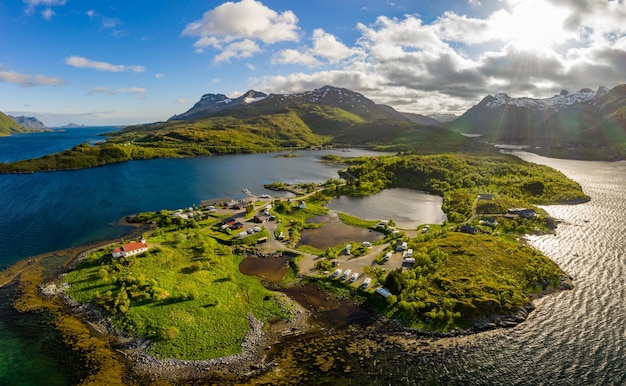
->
xmin=486 ymin=88 xmax=600 ymax=110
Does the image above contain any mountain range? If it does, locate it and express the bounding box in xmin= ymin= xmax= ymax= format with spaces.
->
xmin=448 ymin=85 xmax=626 ymax=152
xmin=117 ymin=85 xmax=480 ymax=155
xmin=8 ymin=115 xmax=48 ymax=130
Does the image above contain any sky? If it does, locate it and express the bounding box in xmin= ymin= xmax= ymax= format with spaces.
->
xmin=1 ymin=0 xmax=625 ymax=127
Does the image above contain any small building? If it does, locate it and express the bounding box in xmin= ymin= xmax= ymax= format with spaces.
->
xmin=375 ymin=287 xmax=392 ymax=298
xmin=478 ymin=194 xmax=494 ymax=200
xmin=481 ymin=217 xmax=498 ymax=226
xmin=508 ymin=208 xmax=537 ymax=218
xmin=112 ymin=240 xmax=148 ymax=258
xmin=297 ymin=201 xmax=307 ymax=209
xmin=460 ymin=225 xmax=479 ymax=235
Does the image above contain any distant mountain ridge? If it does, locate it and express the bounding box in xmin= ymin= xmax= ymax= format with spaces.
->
xmin=111 ymin=85 xmax=480 ymax=158
xmin=169 ymin=86 xmax=412 ymax=123
xmin=9 ymin=115 xmax=49 ymax=130
xmin=448 ymin=85 xmax=626 ymax=151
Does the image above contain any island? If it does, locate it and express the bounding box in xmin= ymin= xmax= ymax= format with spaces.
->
xmin=2 ymin=152 xmax=589 ymax=384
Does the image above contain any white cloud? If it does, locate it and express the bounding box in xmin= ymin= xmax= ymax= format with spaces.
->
xmin=174 ymin=98 xmax=192 ymax=104
xmin=309 ymin=29 xmax=361 ymax=63
xmin=251 ymin=0 xmax=626 ymax=115
xmin=182 ymin=0 xmax=299 ymax=61
xmin=0 ymin=69 xmax=65 ymax=87
xmin=41 ymin=8 xmax=55 ymax=20
xmin=65 ymin=56 xmax=145 ymax=73
xmin=271 ymin=49 xmax=321 ymax=67
xmin=214 ymin=40 xmax=261 ymax=63
xmin=24 ymin=0 xmax=66 ymax=16
xmin=155 ymin=73 xmax=164 ymax=79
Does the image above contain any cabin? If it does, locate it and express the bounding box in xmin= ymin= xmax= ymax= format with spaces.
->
xmin=112 ymin=240 xmax=148 ymax=258
xmin=508 ymin=208 xmax=537 ymax=218
xmin=460 ymin=225 xmax=479 ymax=235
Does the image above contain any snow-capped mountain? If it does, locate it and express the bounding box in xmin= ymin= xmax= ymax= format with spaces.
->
xmin=448 ymin=85 xmax=626 ymax=147
xmin=169 ymin=86 xmax=409 ymax=123
xmin=485 ymin=88 xmax=603 ymax=110
xmin=169 ymin=90 xmax=268 ymax=121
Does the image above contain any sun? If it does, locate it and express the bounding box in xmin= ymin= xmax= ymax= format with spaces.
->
xmin=494 ymin=0 xmax=572 ymax=51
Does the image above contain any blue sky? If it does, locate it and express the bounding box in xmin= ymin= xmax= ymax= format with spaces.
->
xmin=1 ymin=0 xmax=625 ymax=126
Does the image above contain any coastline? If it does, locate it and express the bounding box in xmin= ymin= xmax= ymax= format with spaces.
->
xmin=3 ymin=200 xmax=579 ymax=384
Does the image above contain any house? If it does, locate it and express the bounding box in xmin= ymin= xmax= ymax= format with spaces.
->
xmin=508 ymin=208 xmax=537 ymax=218
xmin=460 ymin=225 xmax=479 ymax=235
xmin=481 ymin=217 xmax=498 ymax=226
xmin=112 ymin=240 xmax=148 ymax=258
xmin=478 ymin=194 xmax=494 ymax=200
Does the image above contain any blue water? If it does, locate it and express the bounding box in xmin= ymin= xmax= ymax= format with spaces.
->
xmin=0 ymin=131 xmax=386 ymax=268
xmin=0 ymin=126 xmax=118 ymax=163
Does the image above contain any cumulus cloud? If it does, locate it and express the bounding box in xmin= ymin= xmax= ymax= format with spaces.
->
xmin=271 ymin=49 xmax=321 ymax=67
xmin=271 ymin=29 xmax=361 ymax=67
xmin=252 ymin=0 xmax=626 ymax=114
xmin=0 ymin=69 xmax=65 ymax=87
xmin=65 ymin=56 xmax=145 ymax=73
xmin=214 ymin=39 xmax=261 ymax=63
xmin=182 ymin=0 xmax=299 ymax=60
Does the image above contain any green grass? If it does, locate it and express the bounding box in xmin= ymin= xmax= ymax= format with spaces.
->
xmin=337 ymin=212 xmax=379 ymax=229
xmin=373 ymin=232 xmax=562 ymax=331
xmin=64 ymin=227 xmax=289 ymax=360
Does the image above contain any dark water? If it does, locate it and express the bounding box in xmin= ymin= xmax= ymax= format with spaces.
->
xmin=0 ymin=126 xmax=117 ymax=163
xmin=327 ymin=188 xmax=447 ymax=229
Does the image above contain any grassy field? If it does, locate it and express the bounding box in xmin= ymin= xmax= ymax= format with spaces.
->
xmin=64 ymin=226 xmax=292 ymax=360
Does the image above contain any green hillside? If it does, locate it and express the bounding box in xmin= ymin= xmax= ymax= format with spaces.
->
xmin=0 ymin=99 xmax=486 ymax=173
xmin=0 ymin=111 xmax=27 ymax=136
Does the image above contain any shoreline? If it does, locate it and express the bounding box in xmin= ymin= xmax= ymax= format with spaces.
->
xmin=3 ymin=201 xmax=578 ymax=384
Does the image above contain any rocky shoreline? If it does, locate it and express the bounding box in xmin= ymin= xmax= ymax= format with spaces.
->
xmin=25 ymin=212 xmax=576 ymax=384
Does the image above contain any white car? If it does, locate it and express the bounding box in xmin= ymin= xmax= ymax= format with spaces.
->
xmin=362 ymin=277 xmax=371 ymax=288
xmin=341 ymin=269 xmax=352 ymax=280
xmin=332 ymin=268 xmax=342 ymax=277
xmin=349 ymin=272 xmax=359 ymax=282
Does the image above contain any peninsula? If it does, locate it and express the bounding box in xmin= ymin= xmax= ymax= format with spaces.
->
xmin=6 ymin=152 xmax=589 ymax=384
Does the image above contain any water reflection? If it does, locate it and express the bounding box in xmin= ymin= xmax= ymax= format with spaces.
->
xmin=327 ymin=188 xmax=447 ymax=229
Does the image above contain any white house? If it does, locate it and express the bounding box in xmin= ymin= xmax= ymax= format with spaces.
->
xmin=112 ymin=241 xmax=148 ymax=258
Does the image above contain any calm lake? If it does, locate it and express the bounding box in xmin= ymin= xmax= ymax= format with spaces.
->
xmin=2 ymin=128 xmax=626 ymax=385
xmin=327 ymin=187 xmax=447 ymax=229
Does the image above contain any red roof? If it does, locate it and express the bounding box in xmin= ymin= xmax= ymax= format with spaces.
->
xmin=114 ymin=241 xmax=147 ymax=253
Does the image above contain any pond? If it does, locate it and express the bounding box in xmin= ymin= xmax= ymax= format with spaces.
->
xmin=326 ymin=188 xmax=447 ymax=229
xmin=297 ymin=211 xmax=385 ymax=250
